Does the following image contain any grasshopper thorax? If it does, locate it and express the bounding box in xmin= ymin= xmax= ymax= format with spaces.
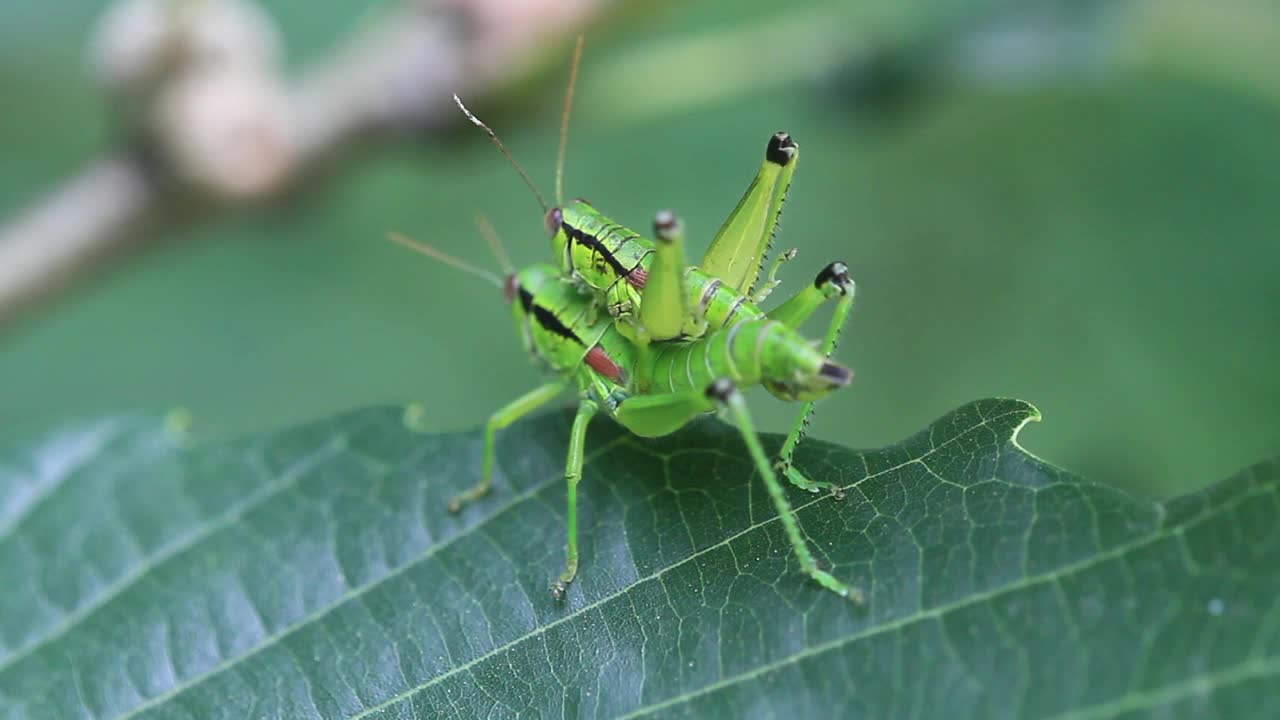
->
xmin=548 ymin=200 xmax=652 ymax=303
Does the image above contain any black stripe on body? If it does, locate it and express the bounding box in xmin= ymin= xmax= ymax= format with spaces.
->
xmin=600 ymin=221 xmax=637 ymax=253
xmin=532 ymin=303 xmax=582 ymax=344
xmin=601 ymin=220 xmax=655 ymax=286
xmin=562 ymin=220 xmax=632 ymax=279
xmin=601 ymin=221 xmax=653 ymax=282
xmin=521 ymin=287 xmax=583 ymax=345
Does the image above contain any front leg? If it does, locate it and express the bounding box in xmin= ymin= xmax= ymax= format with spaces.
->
xmin=450 ymin=382 xmax=566 ymax=513
xmin=752 ymin=248 xmax=798 ymax=304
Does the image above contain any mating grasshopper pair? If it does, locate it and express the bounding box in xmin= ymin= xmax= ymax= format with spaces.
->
xmin=393 ymin=40 xmax=861 ymax=603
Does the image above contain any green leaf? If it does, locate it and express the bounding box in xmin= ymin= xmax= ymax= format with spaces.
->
xmin=1 ymin=399 xmax=1275 ymax=719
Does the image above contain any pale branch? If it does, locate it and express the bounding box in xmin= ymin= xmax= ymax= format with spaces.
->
xmin=0 ymin=0 xmax=615 ymax=330
xmin=0 ymin=154 xmax=155 ymax=324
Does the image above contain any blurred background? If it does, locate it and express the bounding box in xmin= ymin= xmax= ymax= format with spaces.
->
xmin=1 ymin=0 xmax=1276 ymax=496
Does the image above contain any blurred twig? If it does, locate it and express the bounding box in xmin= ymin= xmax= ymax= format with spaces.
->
xmin=0 ymin=155 xmax=155 ymax=327
xmin=0 ymin=0 xmax=614 ymax=330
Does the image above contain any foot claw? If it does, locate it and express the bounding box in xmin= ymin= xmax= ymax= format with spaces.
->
xmin=778 ymin=461 xmax=830 ymax=494
xmin=550 ymin=580 xmax=568 ymax=601
xmin=448 ymin=485 xmax=490 ymax=514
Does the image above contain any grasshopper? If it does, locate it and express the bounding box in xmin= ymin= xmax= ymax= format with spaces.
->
xmin=389 ymin=227 xmax=860 ymax=603
xmin=452 ymin=39 xmax=857 ymax=503
xmin=396 ymin=39 xmax=862 ymax=602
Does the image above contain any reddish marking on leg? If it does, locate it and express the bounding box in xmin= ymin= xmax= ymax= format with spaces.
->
xmin=585 ymin=345 xmax=626 ymax=383
xmin=628 ymin=267 xmax=648 ymax=289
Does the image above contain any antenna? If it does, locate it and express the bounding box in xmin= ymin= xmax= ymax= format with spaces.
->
xmin=453 ymin=94 xmax=548 ymax=213
xmin=387 ymin=231 xmax=503 ymax=288
xmin=555 ymin=34 xmax=585 ymax=206
xmin=474 ymin=213 xmax=513 ymax=274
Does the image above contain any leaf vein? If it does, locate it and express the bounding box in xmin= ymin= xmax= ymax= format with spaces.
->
xmin=335 ymin=406 xmax=1040 ymax=719
xmin=1045 ymin=655 xmax=1280 ymax=720
xmin=0 ymin=438 xmax=345 ymax=678
xmin=109 ymin=434 xmax=629 ymax=720
xmin=615 ymin=475 xmax=1268 ymax=718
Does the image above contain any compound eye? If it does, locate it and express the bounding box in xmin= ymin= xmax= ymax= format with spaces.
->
xmin=545 ymin=207 xmax=563 ymax=235
xmin=503 ymin=274 xmax=519 ymax=304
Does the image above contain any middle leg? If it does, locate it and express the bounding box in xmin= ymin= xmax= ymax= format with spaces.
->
xmin=767 ymin=262 xmax=857 ymax=496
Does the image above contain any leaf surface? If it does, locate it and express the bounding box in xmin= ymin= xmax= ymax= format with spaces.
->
xmin=0 ymin=399 xmax=1275 ymax=719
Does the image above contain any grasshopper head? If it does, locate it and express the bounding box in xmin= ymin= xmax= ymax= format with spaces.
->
xmin=503 ymin=273 xmax=520 ymax=304
xmin=546 ymin=204 xmax=568 ymax=275
xmin=547 ymin=199 xmax=602 ymax=281
xmin=508 ymin=264 xmax=559 ymax=308
xmin=542 ymin=202 xmax=578 ymax=278
xmin=545 ymin=206 xmax=563 ymax=235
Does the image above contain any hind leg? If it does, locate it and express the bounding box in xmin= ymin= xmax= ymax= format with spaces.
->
xmin=707 ymin=379 xmax=863 ymax=603
xmin=635 ymin=210 xmax=690 ymax=344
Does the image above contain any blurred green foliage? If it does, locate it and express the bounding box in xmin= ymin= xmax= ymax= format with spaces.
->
xmin=2 ymin=0 xmax=1277 ymax=496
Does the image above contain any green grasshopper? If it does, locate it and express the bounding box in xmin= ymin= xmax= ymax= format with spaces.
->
xmin=452 ymin=40 xmax=857 ymax=503
xmin=400 ymin=39 xmax=863 ymax=602
xmin=388 ymin=227 xmax=860 ymax=603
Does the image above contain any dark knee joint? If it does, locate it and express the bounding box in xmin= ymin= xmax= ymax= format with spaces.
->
xmin=814 ymin=261 xmax=852 ymax=295
xmin=767 ymin=132 xmax=798 ymax=166
xmin=653 ymin=210 xmax=682 ymax=243
xmin=705 ymin=378 xmax=738 ymax=404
